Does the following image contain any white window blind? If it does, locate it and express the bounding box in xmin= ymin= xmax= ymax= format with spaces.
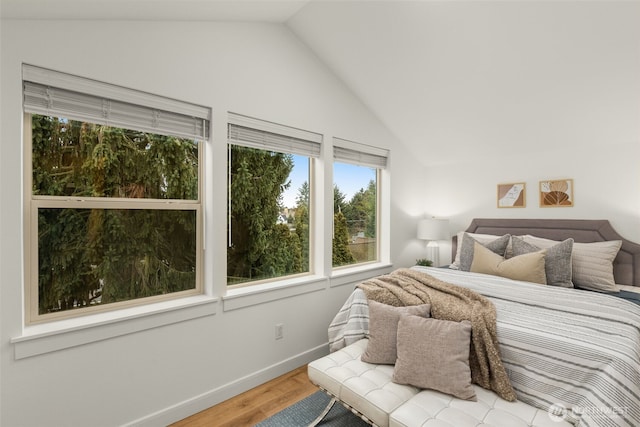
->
xmin=22 ymin=64 xmax=210 ymax=141
xmin=333 ymin=137 xmax=389 ymax=169
xmin=228 ymin=112 xmax=321 ymax=158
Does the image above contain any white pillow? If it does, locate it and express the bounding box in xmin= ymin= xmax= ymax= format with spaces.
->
xmin=450 ymin=232 xmax=513 ymax=269
xmin=522 ymin=235 xmax=621 ymax=292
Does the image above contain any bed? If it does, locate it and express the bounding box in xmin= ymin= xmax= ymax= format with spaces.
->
xmin=310 ymin=218 xmax=640 ymax=427
xmin=450 ymin=218 xmax=640 ymax=288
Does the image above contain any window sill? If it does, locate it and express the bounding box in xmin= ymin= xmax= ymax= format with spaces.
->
xmin=330 ymin=262 xmax=393 ymax=287
xmin=223 ymin=275 xmax=328 ymax=311
xmin=11 ymin=295 xmax=218 ymax=360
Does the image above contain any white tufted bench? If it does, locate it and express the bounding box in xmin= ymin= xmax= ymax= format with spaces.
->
xmin=307 ymin=339 xmax=571 ymax=427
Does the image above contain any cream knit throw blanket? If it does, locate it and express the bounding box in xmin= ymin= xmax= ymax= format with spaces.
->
xmin=357 ymin=268 xmax=517 ymax=402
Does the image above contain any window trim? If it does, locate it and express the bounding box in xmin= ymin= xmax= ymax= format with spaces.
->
xmin=12 ymin=294 xmax=218 ymax=360
xmin=223 ymin=274 xmax=327 ymax=311
xmin=333 ymin=137 xmax=389 ymax=169
xmin=226 ymin=113 xmax=321 ymax=288
xmin=331 ymin=166 xmax=382 ymax=268
xmin=228 ymin=112 xmax=322 ymax=147
xmin=332 ymin=137 xmax=389 ymax=270
xmin=22 ymin=64 xmax=211 ymax=141
xmin=24 ymin=109 xmax=205 ymax=324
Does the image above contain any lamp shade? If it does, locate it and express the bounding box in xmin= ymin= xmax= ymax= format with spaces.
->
xmin=417 ymin=218 xmax=450 ymax=241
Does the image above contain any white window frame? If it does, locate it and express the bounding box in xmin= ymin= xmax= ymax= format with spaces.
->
xmin=22 ymin=65 xmax=210 ymax=325
xmin=226 ymin=112 xmax=322 ymax=288
xmin=332 ymin=137 xmax=390 ymax=271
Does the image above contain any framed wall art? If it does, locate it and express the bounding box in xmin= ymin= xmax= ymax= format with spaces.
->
xmin=497 ymin=182 xmax=526 ymax=208
xmin=539 ymin=179 xmax=573 ymax=207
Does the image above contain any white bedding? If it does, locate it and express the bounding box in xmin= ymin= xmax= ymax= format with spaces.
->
xmin=328 ymin=267 xmax=640 ymax=427
xmin=617 ymin=284 xmax=640 ymax=293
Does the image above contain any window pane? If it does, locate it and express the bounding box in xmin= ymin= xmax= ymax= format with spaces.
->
xmin=227 ymin=146 xmax=310 ymax=285
xmin=37 ymin=208 xmax=197 ymax=314
xmin=333 ymin=162 xmax=378 ymax=267
xmin=32 ymin=114 xmax=198 ymax=200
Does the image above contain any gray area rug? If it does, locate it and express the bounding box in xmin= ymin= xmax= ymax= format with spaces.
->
xmin=255 ymin=390 xmax=370 ymax=426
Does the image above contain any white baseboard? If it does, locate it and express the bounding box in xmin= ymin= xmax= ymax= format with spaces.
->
xmin=125 ymin=343 xmax=330 ymax=427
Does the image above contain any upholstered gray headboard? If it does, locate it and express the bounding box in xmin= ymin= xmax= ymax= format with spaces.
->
xmin=451 ymin=218 xmax=640 ymax=286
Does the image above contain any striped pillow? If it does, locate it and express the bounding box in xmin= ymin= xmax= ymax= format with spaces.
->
xmin=522 ymin=235 xmax=621 ymax=292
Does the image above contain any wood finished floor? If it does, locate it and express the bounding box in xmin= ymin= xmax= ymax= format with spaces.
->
xmin=170 ymin=365 xmax=319 ymax=427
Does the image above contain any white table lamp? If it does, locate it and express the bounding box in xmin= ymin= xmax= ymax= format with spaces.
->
xmin=417 ymin=218 xmax=450 ymax=266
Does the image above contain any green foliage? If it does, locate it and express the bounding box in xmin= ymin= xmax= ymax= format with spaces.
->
xmin=415 ymin=258 xmax=433 ymax=267
xmin=227 ymin=145 xmax=308 ymax=283
xmin=364 ymin=180 xmax=377 ymax=238
xmin=332 ymin=211 xmax=356 ymax=266
xmin=294 ymin=198 xmax=310 ymax=272
xmin=262 ymin=224 xmax=303 ymax=277
xmin=297 ymin=181 xmax=310 ymax=207
xmin=334 ymin=178 xmax=378 ymax=266
xmin=342 ymin=179 xmax=377 ymax=238
xmin=32 ymin=115 xmax=198 ymax=314
xmin=333 ymin=184 xmax=347 ymax=214
xmin=226 ymin=149 xmax=380 ymax=280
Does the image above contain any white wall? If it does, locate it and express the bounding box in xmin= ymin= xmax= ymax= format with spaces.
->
xmin=0 ymin=20 xmax=425 ymax=426
xmin=288 ymin=1 xmax=640 ymax=268
xmin=424 ymin=141 xmax=640 ymax=267
xmin=5 ymin=4 xmax=637 ymax=424
xmin=413 ymin=1 xmax=640 ymax=264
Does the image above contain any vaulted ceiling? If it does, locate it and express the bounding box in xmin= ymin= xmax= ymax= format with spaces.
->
xmin=3 ymin=1 xmax=636 ymax=166
xmin=0 ymin=0 xmax=310 ymax=22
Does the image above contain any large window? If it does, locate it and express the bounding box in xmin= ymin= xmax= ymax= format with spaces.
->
xmin=23 ymin=65 xmax=210 ymax=324
xmin=227 ymin=113 xmax=321 ymax=286
xmin=333 ymin=138 xmax=388 ymax=268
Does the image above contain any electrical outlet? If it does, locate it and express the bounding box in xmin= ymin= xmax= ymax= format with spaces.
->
xmin=275 ymin=323 xmax=284 ymax=340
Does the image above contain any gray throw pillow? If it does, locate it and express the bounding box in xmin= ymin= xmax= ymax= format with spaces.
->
xmin=459 ymin=233 xmax=511 ymax=271
xmin=511 ymin=236 xmax=574 ymax=288
xmin=361 ymin=300 xmax=431 ymax=364
xmin=393 ymin=315 xmax=476 ymax=401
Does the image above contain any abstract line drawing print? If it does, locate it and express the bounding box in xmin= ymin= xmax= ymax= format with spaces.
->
xmin=497 ymin=182 xmax=526 ymax=208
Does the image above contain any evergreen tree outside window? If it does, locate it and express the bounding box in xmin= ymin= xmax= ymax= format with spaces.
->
xmin=227 ymin=114 xmax=321 ymax=286
xmin=333 ymin=138 xmax=388 ymax=268
xmin=23 ymin=65 xmax=210 ymax=324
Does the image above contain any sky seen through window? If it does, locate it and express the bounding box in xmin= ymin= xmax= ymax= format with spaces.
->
xmin=282 ymin=154 xmax=375 ymax=208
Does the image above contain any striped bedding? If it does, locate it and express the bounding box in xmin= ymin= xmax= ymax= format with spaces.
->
xmin=327 ymin=266 xmax=640 ymax=427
